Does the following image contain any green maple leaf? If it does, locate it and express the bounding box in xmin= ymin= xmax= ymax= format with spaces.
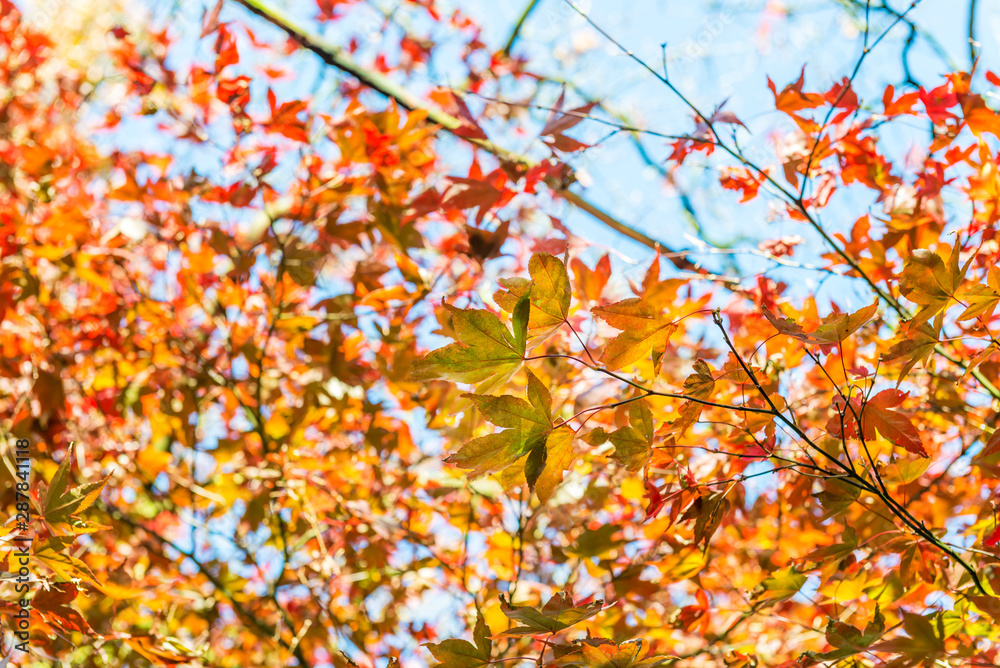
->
xmin=446 ymin=371 xmax=552 ymax=479
xmin=662 ymin=359 xmax=716 ymax=438
xmin=753 ymin=568 xmax=807 ymax=603
xmin=43 ymin=444 xmax=111 ymax=526
xmin=426 ymin=613 xmax=492 ymax=668
xmin=411 ymin=304 xmax=526 ymax=394
xmin=496 ymin=592 xmax=604 ymax=638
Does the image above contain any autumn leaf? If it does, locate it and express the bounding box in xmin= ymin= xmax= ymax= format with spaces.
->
xmin=592 ymin=298 xmax=676 ymax=371
xmin=898 ymin=243 xmax=966 ymax=325
xmin=426 ymin=613 xmax=492 ymax=668
xmin=826 ymin=389 xmax=927 ymax=457
xmin=763 ymin=299 xmax=878 ymax=349
xmin=445 ymin=371 xmax=552 ymax=479
xmin=411 ymin=305 xmax=524 ymax=393
xmin=494 ymin=252 xmax=573 ymax=348
xmin=657 ymin=546 xmax=707 ymax=583
xmin=33 ymin=583 xmax=92 ymax=634
xmin=496 ymin=592 xmax=604 ymax=637
xmin=575 ymin=639 xmax=650 ymax=668
xmin=529 ymin=252 xmax=572 ymax=331
xmin=431 ymin=88 xmax=489 ymax=140
xmin=540 ymin=92 xmax=597 ymax=137
xmin=769 ymin=67 xmax=825 ymax=113
xmin=968 ymin=595 xmax=1000 ymax=624
xmin=808 ymin=607 xmax=886 ymax=662
xmin=571 ymin=253 xmax=612 ymax=302
xmin=43 ymin=445 xmax=112 ymax=525
xmin=124 ymin=637 xmax=196 ymax=667
xmin=442 ymin=177 xmax=503 ymax=221
xmin=972 ymin=428 xmax=1000 ymax=478
xmin=533 ymin=426 xmax=576 ymax=503
xmin=957 ymin=265 xmax=1000 ymax=321
xmin=984 ymin=524 xmax=1000 ymax=548
xmin=767 ymin=66 xmax=824 ymax=131
xmin=608 ymin=399 xmax=654 ymax=472
xmin=882 ymin=321 xmax=939 ymax=383
xmin=754 ymin=568 xmax=807 ymax=603
xmin=870 ymin=612 xmax=946 ymax=657
xmin=681 ymin=489 xmax=730 ymax=547
xmin=660 ymin=359 xmax=716 ymax=438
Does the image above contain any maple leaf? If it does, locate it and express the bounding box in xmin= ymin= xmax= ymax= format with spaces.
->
xmin=681 ymin=489 xmax=730 ymax=548
xmin=592 ymin=298 xmax=676 ymax=371
xmin=123 ymin=637 xmax=196 ymax=667
xmin=753 ymin=568 xmax=807 ymax=603
xmin=497 ymin=592 xmax=604 ymax=637
xmin=494 ymin=252 xmax=573 ymax=348
xmin=266 ymin=90 xmax=310 ymax=142
xmin=442 ymin=177 xmax=503 ymax=223
xmin=957 ymin=265 xmax=1000 ymax=321
xmin=533 ymin=426 xmax=576 ymax=503
xmin=969 ymin=595 xmax=1000 ymax=624
xmin=720 ymin=166 xmax=763 ymax=202
xmin=466 ymin=218 xmax=512 ymax=262
xmin=411 ymin=305 xmax=525 ymax=394
xmin=763 ymin=299 xmax=878 ymax=349
xmin=824 ymin=77 xmax=859 ymax=122
xmin=870 ymin=612 xmax=946 ymax=658
xmin=576 ymin=639 xmax=652 ymax=668
xmin=826 ymin=389 xmax=927 ymax=457
xmin=430 ymin=88 xmax=488 ymax=140
xmin=539 ymin=93 xmax=597 ymax=154
xmin=43 ymin=444 xmax=111 ymax=526
xmin=767 ymin=66 xmax=824 ymax=131
xmin=919 ymin=83 xmax=959 ymax=124
xmin=445 ymin=371 xmax=552 ymax=479
xmin=200 ymin=0 xmax=224 ymax=38
xmin=898 ymin=244 xmax=965 ymax=324
xmin=643 ymin=480 xmax=666 ymax=521
xmin=657 ymin=546 xmax=708 ymax=583
xmin=808 ymin=607 xmax=886 ymax=662
xmin=528 ymin=252 xmax=572 ymax=339
xmin=571 ymin=253 xmax=612 ymax=302
xmin=983 ymin=523 xmax=1000 ymax=548
xmin=426 ymin=613 xmax=492 ymax=668
xmin=608 ymin=399 xmax=654 ymax=472
xmin=769 ymin=67 xmax=825 ymax=112
xmin=33 ymin=583 xmax=92 ymax=634
xmin=882 ymin=321 xmax=939 ymax=383
xmin=973 ymin=428 xmax=1000 ymax=479
xmin=540 ymin=92 xmax=597 ymax=137
xmin=660 ymin=359 xmax=716 ymax=438
xmin=882 ymin=84 xmax=920 ymax=116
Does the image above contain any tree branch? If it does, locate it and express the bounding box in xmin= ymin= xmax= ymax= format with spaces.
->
xmin=229 ymin=0 xmax=715 ymax=276
xmin=503 ymin=0 xmax=542 ymax=56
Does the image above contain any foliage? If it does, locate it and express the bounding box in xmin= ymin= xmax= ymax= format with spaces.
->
xmin=0 ymin=0 xmax=999 ymax=667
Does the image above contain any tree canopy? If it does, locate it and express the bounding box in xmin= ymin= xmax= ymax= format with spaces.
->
xmin=1 ymin=0 xmax=1000 ymax=666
